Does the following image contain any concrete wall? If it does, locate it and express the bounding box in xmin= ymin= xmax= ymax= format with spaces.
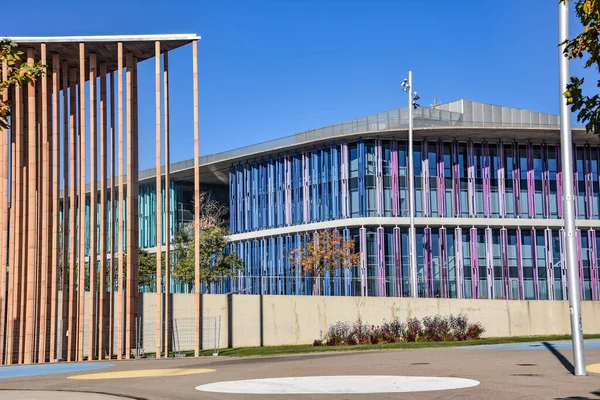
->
xmin=132 ymin=294 xmax=600 ymax=351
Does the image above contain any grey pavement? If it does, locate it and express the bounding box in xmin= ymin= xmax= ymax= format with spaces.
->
xmin=0 ymin=343 xmax=599 ymax=399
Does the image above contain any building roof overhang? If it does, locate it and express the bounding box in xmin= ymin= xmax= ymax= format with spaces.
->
xmin=6 ymin=34 xmax=200 ymax=73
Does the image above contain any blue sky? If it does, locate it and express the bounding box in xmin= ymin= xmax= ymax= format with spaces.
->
xmin=0 ymin=0 xmax=590 ymax=170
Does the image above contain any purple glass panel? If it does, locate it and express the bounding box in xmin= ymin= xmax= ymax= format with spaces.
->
xmin=452 ymin=140 xmax=460 ymax=217
xmin=585 ymin=145 xmax=594 ymax=218
xmin=439 ymin=227 xmax=448 ymax=298
xmin=542 ymin=144 xmax=550 ymax=218
xmin=302 ymin=152 xmax=310 ymax=223
xmin=531 ymin=228 xmax=539 ymax=300
xmin=376 ymin=139 xmax=384 ymax=216
xmin=544 ymin=229 xmax=555 ymax=300
xmin=391 ymin=140 xmax=399 ymax=216
xmin=470 ymin=227 xmax=478 ymax=298
xmin=437 ymin=140 xmax=445 ymax=217
xmin=573 ymin=144 xmax=579 ymax=217
xmin=500 ymin=228 xmax=510 ymax=299
xmin=516 ymin=228 xmax=524 ymax=300
xmin=559 ymin=229 xmax=568 ymax=300
xmin=313 ymin=232 xmax=321 ymax=295
xmin=422 ymin=140 xmax=430 ymax=216
xmin=527 ymin=143 xmax=535 ymax=218
xmin=393 ymin=227 xmax=402 ymax=296
xmin=498 ymin=142 xmax=506 ymax=217
xmin=424 ymin=227 xmax=432 ymax=297
xmin=513 ymin=143 xmax=521 ymax=217
xmin=485 ymin=228 xmax=494 ymax=298
xmin=557 ymin=144 xmax=563 ymax=218
xmin=377 ymin=227 xmax=386 ymax=296
xmin=577 ymin=229 xmax=584 ymax=299
xmin=455 ymin=228 xmax=463 ymax=298
xmin=467 ymin=140 xmax=475 ymax=216
xmin=589 ymin=229 xmax=599 ymax=301
xmin=359 ymin=227 xmax=367 ymax=297
xmin=285 ymin=156 xmax=292 ymax=225
xmin=341 ymin=143 xmax=348 ymax=218
xmin=483 ymin=142 xmax=491 ymax=216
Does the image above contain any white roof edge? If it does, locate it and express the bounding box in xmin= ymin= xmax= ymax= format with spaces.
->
xmin=5 ymin=34 xmax=201 ymax=43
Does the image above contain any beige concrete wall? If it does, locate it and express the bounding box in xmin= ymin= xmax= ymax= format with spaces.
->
xmin=77 ymin=293 xmax=600 ymax=354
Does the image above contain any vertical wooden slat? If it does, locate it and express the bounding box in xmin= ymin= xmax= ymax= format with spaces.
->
xmin=0 ymin=61 xmax=8 ymax=365
xmin=163 ymin=51 xmax=170 ymax=357
xmin=192 ymin=40 xmax=200 ymax=357
xmin=49 ymin=54 xmax=60 ymax=363
xmin=61 ymin=61 xmax=69 ymax=362
xmin=38 ymin=43 xmax=49 ymax=363
xmin=99 ymin=62 xmax=107 ymax=360
xmin=24 ymin=47 xmax=37 ymax=364
xmin=67 ymin=67 xmax=77 ymax=362
xmin=88 ymin=52 xmax=97 ymax=360
xmin=109 ymin=70 xmax=115 ymax=360
xmin=117 ymin=42 xmax=124 ymax=360
xmin=45 ymin=70 xmax=52 ymax=362
xmin=132 ymin=55 xmax=139 ymax=356
xmin=7 ymin=78 xmax=23 ymax=365
xmin=19 ymin=72 xmax=29 ymax=365
xmin=125 ymin=51 xmax=135 ymax=359
xmin=154 ymin=41 xmax=162 ymax=359
xmin=5 ymin=66 xmax=17 ymax=365
xmin=77 ymin=43 xmax=86 ymax=362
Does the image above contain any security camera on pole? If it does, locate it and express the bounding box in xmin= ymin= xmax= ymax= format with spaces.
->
xmin=402 ymin=72 xmax=420 ymax=297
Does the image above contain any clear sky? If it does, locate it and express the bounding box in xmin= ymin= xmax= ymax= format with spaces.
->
xmin=0 ymin=0 xmax=590 ymax=170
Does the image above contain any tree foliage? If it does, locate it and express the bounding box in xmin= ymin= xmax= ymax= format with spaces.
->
xmin=0 ymin=38 xmax=45 ymax=129
xmin=171 ymin=192 xmax=243 ymax=293
xmin=138 ymin=249 xmax=165 ymax=288
xmin=172 ymin=225 xmax=242 ymax=293
xmin=289 ymin=229 xmax=360 ymax=293
xmin=561 ymin=0 xmax=600 ymax=134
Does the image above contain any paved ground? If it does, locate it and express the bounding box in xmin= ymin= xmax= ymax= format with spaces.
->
xmin=0 ymin=341 xmax=599 ymax=399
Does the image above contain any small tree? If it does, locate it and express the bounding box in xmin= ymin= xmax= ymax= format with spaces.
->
xmin=172 ymin=227 xmax=195 ymax=286
xmin=289 ymin=229 xmax=360 ymax=295
xmin=0 ymin=39 xmax=45 ymax=129
xmin=172 ymin=225 xmax=242 ymax=293
xmin=138 ymin=249 xmax=165 ymax=289
xmin=196 ymin=191 xmax=228 ymax=229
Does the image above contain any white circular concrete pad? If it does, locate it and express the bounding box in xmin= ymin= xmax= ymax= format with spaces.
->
xmin=195 ymin=375 xmax=480 ymax=394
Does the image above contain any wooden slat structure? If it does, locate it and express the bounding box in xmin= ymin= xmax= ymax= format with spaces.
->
xmin=0 ymin=34 xmax=200 ymax=364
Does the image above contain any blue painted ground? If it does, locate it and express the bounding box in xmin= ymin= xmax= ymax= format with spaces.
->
xmin=0 ymin=363 xmax=113 ymax=379
xmin=470 ymin=339 xmax=600 ymax=351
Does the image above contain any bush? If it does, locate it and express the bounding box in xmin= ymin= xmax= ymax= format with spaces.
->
xmin=450 ymin=314 xmax=469 ymax=341
xmin=325 ymin=321 xmax=353 ymax=346
xmin=403 ymin=317 xmax=422 ymax=342
xmin=466 ymin=322 xmax=485 ymax=340
xmin=381 ymin=318 xmax=406 ymax=343
xmin=318 ymin=315 xmax=485 ymax=346
xmin=369 ymin=325 xmax=384 ymax=344
xmin=422 ymin=315 xmax=452 ymax=342
xmin=351 ymin=319 xmax=371 ymax=345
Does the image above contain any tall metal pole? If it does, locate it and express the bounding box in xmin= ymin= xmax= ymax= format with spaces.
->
xmin=407 ymin=71 xmax=418 ymax=297
xmin=558 ymin=0 xmax=586 ymax=376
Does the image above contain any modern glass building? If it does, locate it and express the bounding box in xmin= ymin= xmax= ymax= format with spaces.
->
xmin=156 ymin=100 xmax=600 ymax=300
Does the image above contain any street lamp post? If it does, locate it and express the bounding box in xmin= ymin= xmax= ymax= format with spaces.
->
xmin=558 ymin=0 xmax=586 ymax=376
xmin=402 ymin=71 xmax=419 ymax=297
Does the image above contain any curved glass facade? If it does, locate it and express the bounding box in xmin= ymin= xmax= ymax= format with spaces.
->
xmin=226 ymin=137 xmax=600 ymax=300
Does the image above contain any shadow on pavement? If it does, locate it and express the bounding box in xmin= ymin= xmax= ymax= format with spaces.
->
xmin=555 ymin=390 xmax=600 ymax=400
xmin=542 ymin=342 xmax=574 ymax=374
